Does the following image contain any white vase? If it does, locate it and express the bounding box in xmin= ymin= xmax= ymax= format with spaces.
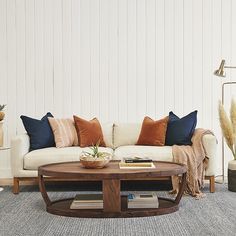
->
xmin=0 ymin=122 xmax=3 ymax=147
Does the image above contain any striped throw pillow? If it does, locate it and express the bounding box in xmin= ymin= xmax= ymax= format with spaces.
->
xmin=48 ymin=118 xmax=78 ymax=148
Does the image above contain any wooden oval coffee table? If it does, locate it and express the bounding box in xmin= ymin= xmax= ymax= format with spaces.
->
xmin=38 ymin=161 xmax=187 ymax=218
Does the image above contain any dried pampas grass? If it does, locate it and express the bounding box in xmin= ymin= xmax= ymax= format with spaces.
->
xmin=219 ymin=100 xmax=236 ymax=160
xmin=230 ymin=99 xmax=236 ymax=135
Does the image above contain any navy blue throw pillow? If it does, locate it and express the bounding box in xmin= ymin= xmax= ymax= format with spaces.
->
xmin=20 ymin=112 xmax=55 ymax=151
xmin=165 ymin=110 xmax=197 ymax=146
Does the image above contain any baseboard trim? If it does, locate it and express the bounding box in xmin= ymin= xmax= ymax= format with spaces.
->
xmin=0 ymin=178 xmax=13 ymax=186
xmin=0 ymin=178 xmax=37 ymax=186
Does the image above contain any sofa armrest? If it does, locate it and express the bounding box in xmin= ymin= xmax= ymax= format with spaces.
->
xmin=10 ymin=134 xmax=30 ymax=176
xmin=202 ymin=134 xmax=217 ymax=176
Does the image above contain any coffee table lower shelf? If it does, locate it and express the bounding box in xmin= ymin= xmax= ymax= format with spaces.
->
xmin=46 ymin=197 xmax=179 ymax=218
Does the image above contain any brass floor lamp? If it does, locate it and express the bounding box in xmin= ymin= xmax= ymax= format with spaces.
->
xmin=214 ymin=59 xmax=236 ymax=183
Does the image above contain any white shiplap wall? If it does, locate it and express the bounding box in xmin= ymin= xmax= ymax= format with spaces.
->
xmin=0 ymin=0 xmax=235 ymax=178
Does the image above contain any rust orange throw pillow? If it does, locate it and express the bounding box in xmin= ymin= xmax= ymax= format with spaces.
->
xmin=136 ymin=116 xmax=169 ymax=146
xmin=73 ymin=116 xmax=106 ymax=147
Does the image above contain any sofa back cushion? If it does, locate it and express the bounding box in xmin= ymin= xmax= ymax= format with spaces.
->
xmin=73 ymin=116 xmax=106 ymax=147
xmin=48 ymin=118 xmax=78 ymax=148
xmin=20 ymin=112 xmax=55 ymax=151
xmin=136 ymin=116 xmax=168 ymax=146
xmin=165 ymin=110 xmax=197 ymax=145
xmin=101 ymin=123 xmax=113 ymax=148
xmin=113 ymin=123 xmax=142 ymax=148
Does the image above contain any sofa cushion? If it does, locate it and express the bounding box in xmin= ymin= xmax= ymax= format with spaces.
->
xmin=20 ymin=112 xmax=55 ymax=151
xmin=165 ymin=111 xmax=198 ymax=146
xmin=136 ymin=116 xmax=168 ymax=146
xmin=113 ymin=123 xmax=142 ymax=148
xmin=48 ymin=118 xmax=78 ymax=148
xmin=113 ymin=145 xmax=173 ymax=162
xmin=24 ymin=147 xmax=113 ymax=170
xmin=101 ymin=123 xmax=113 ymax=148
xmin=74 ymin=116 xmax=106 ymax=147
xmin=203 ymin=134 xmax=217 ymax=176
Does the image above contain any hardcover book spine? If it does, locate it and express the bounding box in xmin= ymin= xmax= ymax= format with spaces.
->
xmin=125 ymin=160 xmax=152 ymax=163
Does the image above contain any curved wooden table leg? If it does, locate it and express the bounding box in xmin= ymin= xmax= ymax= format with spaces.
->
xmin=38 ymin=174 xmax=52 ymax=207
xmin=175 ymin=172 xmax=187 ymax=204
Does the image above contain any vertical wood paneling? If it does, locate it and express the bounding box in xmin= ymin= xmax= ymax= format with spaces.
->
xmin=71 ymin=0 xmax=81 ymax=115
xmin=100 ymin=0 xmax=109 ymax=121
xmin=16 ymin=0 xmax=26 ymax=134
xmin=80 ymin=0 xmax=90 ymax=118
xmin=192 ymin=0 xmax=203 ymax=125
xmin=231 ymin=0 xmax=236 ymax=133
xmin=118 ymin=0 xmax=128 ymax=122
xmin=0 ymin=0 xmax=235 ymax=177
xmin=136 ymin=0 xmax=146 ymax=120
xmin=155 ymin=0 xmax=165 ymax=117
xmin=90 ymin=0 xmax=100 ymax=118
xmin=25 ymin=0 xmax=35 ymax=117
xmin=222 ymin=0 xmax=232 ymax=113
xmin=164 ymin=0 xmax=174 ymax=114
xmin=62 ymin=0 xmax=72 ymax=116
xmin=0 ymin=0 xmax=8 ymax=145
xmin=212 ymin=0 xmax=223 ymax=175
xmin=108 ymin=0 xmax=118 ymax=121
xmin=6 ymin=0 xmax=17 ymax=143
xmin=44 ymin=0 xmax=54 ymax=113
xmin=232 ymin=0 xmax=236 ymax=92
xmin=183 ymin=0 xmax=193 ymax=113
xmin=127 ymin=0 xmax=137 ymax=122
xmin=35 ymin=0 xmax=45 ymax=117
xmin=202 ymin=0 xmax=212 ymax=129
xmin=53 ymin=0 xmax=63 ymax=117
xmin=0 ymin=0 xmax=7 ymax=103
xmin=146 ymin=0 xmax=156 ymax=118
xmin=174 ymin=0 xmax=184 ymax=116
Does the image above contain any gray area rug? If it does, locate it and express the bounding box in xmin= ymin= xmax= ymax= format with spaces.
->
xmin=0 ymin=184 xmax=236 ymax=236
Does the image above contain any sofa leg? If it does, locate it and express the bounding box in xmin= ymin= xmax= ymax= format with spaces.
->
xmin=13 ymin=177 xmax=20 ymax=194
xmin=209 ymin=176 xmax=215 ymax=193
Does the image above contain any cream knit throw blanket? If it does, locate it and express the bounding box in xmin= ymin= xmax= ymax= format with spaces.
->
xmin=171 ymin=128 xmax=215 ymax=198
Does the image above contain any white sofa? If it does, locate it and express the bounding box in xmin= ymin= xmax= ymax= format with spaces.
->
xmin=11 ymin=123 xmax=217 ymax=193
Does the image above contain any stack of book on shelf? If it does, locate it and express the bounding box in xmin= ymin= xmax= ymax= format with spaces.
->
xmin=70 ymin=194 xmax=103 ymax=209
xmin=128 ymin=193 xmax=159 ymax=209
xmin=119 ymin=157 xmax=155 ymax=169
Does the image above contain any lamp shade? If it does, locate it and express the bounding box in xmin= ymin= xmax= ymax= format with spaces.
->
xmin=214 ymin=59 xmax=226 ymax=77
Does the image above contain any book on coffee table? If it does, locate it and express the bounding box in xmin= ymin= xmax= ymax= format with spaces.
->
xmin=124 ymin=157 xmax=152 ymax=163
xmin=128 ymin=193 xmax=159 ymax=208
xmin=73 ymin=194 xmax=103 ymax=202
xmin=70 ymin=194 xmax=103 ymax=209
xmin=70 ymin=202 xmax=103 ymax=209
xmin=119 ymin=162 xmax=155 ymax=169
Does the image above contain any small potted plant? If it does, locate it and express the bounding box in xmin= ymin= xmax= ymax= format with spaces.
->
xmin=0 ymin=104 xmax=6 ymax=147
xmin=0 ymin=104 xmax=6 ymax=121
xmin=219 ymin=100 xmax=236 ymax=191
xmin=80 ymin=142 xmax=112 ymax=169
